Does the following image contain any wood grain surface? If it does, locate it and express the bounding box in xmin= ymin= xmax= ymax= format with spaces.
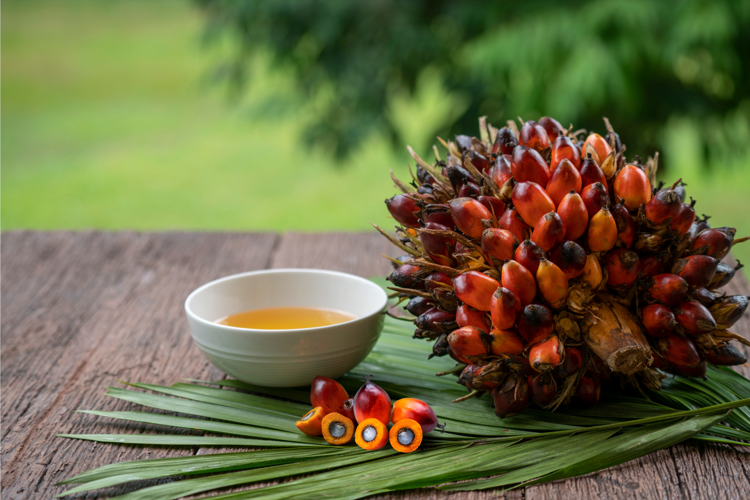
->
xmin=2 ymin=231 xmax=750 ymax=499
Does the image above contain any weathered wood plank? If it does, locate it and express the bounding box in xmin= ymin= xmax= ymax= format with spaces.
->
xmin=1 ymin=231 xmax=278 ymax=499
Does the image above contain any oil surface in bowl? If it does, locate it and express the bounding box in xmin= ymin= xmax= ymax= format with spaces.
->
xmin=216 ymin=307 xmax=357 ymax=330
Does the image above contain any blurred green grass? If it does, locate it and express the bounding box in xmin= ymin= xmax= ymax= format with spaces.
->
xmin=2 ymin=0 xmax=750 ymax=267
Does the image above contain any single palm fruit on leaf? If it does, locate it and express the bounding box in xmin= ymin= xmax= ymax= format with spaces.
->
xmin=321 ymin=413 xmax=355 ymax=445
xmin=310 ymin=376 xmax=349 ymax=416
xmin=389 ymin=419 xmax=424 ymax=453
xmin=391 ymin=398 xmax=443 ymax=433
xmin=379 ymin=115 xmax=749 ymax=417
xmin=353 ymin=376 xmax=392 ymax=425
xmin=355 ymin=418 xmax=389 ymax=450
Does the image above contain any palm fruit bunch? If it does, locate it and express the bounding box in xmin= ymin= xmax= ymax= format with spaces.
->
xmin=378 ymin=116 xmax=750 ymax=417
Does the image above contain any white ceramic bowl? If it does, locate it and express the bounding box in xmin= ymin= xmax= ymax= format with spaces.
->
xmin=185 ymin=269 xmax=388 ymax=387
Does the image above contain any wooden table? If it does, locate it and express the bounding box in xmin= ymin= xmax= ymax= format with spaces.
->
xmin=2 ymin=231 xmax=750 ymax=499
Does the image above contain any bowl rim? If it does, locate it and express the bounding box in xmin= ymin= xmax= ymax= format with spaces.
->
xmin=184 ymin=268 xmax=388 ymax=335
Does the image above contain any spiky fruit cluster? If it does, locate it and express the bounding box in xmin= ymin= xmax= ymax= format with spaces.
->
xmin=379 ymin=116 xmax=750 ymax=418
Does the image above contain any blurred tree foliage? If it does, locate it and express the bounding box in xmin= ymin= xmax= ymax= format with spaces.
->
xmin=196 ymin=0 xmax=750 ymax=166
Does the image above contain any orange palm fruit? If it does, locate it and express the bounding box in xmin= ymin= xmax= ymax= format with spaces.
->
xmin=516 ymin=304 xmax=554 ymax=344
xmin=531 ymin=212 xmax=566 ymax=252
xmin=447 ymin=326 xmax=488 ymax=363
xmin=512 ymin=182 xmax=556 ymax=227
xmin=449 ymin=198 xmax=492 ymax=239
xmin=557 ymin=191 xmax=588 ymax=241
xmin=493 ymin=127 xmax=517 ymax=155
xmin=528 ymin=372 xmax=557 ymax=407
xmin=579 ymin=154 xmax=607 ymax=190
xmin=490 ymin=287 xmax=523 ymax=330
xmin=548 ymin=241 xmax=587 ymax=279
xmin=674 ymin=301 xmax=716 ymax=336
xmin=490 ymin=328 xmax=525 ymax=356
xmin=499 ymin=208 xmax=531 ymax=242
xmin=321 ymin=412 xmax=355 ymax=445
xmin=536 ymin=258 xmax=569 ymax=308
xmin=670 ymin=200 xmax=696 ymax=237
xmin=692 ymin=227 xmax=736 ymax=260
xmin=641 ymin=304 xmax=678 ymax=337
xmin=614 ymin=164 xmax=652 ymax=211
xmin=538 ymin=116 xmax=565 ymax=142
xmin=550 ymin=134 xmax=581 ymax=172
xmin=518 ymin=120 xmax=550 ymax=153
xmin=580 ymin=182 xmax=608 ymax=222
xmin=671 ymin=255 xmax=718 ymax=288
xmin=391 ymin=398 xmax=441 ymax=433
xmin=355 ymin=418 xmax=389 ymax=450
xmin=546 ymin=159 xmax=582 ymax=207
xmin=514 ymin=239 xmax=545 ymax=276
xmin=385 ymin=194 xmax=420 ymax=228
xmin=481 ymin=228 xmax=518 ymax=263
xmin=583 ymin=133 xmax=612 ymax=166
xmin=587 ymin=208 xmax=618 ymax=252
xmin=529 ymin=335 xmax=563 ymax=372
xmin=605 ymin=249 xmax=640 ymax=286
xmin=611 ymin=200 xmax=635 ymax=248
xmin=456 ymin=304 xmax=490 ymax=332
xmin=459 ymin=364 xmax=499 ymax=392
xmin=490 ymin=155 xmax=513 ymax=187
xmin=501 ymin=260 xmax=537 ymax=306
xmin=478 ymin=195 xmax=506 ymax=219
xmin=511 ymin=145 xmax=551 ymax=188
xmin=389 ymin=419 xmax=423 ymax=453
xmin=295 ymin=407 xmax=325 ymax=436
xmin=581 ymin=253 xmax=604 ymax=289
xmin=647 ymin=274 xmax=688 ymax=307
xmin=453 ymin=271 xmax=500 ymax=311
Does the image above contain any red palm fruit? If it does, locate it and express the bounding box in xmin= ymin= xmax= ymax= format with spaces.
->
xmin=657 ymin=333 xmax=701 ymax=367
xmin=415 ymin=308 xmax=457 ymax=333
xmin=536 ymin=259 xmax=568 ymax=308
xmin=709 ymin=295 xmax=749 ymax=330
xmin=490 ymin=155 xmax=513 ymax=187
xmin=518 ymin=120 xmax=550 ymax=153
xmin=499 ymin=208 xmax=531 ymax=242
xmin=674 ymin=301 xmax=716 ymax=336
xmin=670 ymin=200 xmax=696 ymax=237
xmin=605 ymin=249 xmax=639 ymax=287
xmin=671 ymin=255 xmax=718 ymax=288
xmin=528 ymin=373 xmax=557 ymax=407
xmin=645 ymin=186 xmax=682 ymax=225
xmin=514 ymin=239 xmax=545 ymax=276
xmin=465 ymin=150 xmax=490 ymax=173
xmin=353 ymin=376 xmax=392 ymax=425
xmin=385 ymin=194 xmax=420 ymax=228
xmin=690 ymin=287 xmax=717 ymax=307
xmin=588 ymin=208 xmax=618 ymax=252
xmin=583 ymin=133 xmax=612 ymax=165
xmin=614 ymin=164 xmax=652 ymax=211
xmin=709 ymin=262 xmax=741 ymax=288
xmin=705 ymin=343 xmax=747 ymax=366
xmin=692 ymin=227 xmax=736 ymax=260
xmin=538 ymin=116 xmax=564 ymax=142
xmin=490 ymin=287 xmax=523 ymax=330
xmin=511 ymin=146 xmax=550 ymax=188
xmin=546 ymin=160 xmax=582 ymax=207
xmin=641 ymin=304 xmax=678 ymax=337
xmin=391 ymin=398 xmax=441 ymax=433
xmin=575 ymin=377 xmax=601 ymax=407
xmin=481 ymin=228 xmax=518 ymax=262
xmin=420 ymin=222 xmax=455 ymax=267
xmin=512 ymin=182 xmax=556 ymax=227
xmin=505 ymin=355 xmax=536 ymax=377
xmin=639 ymin=253 xmax=669 ymax=277
xmin=454 ymin=135 xmax=472 ymax=152
xmin=548 ymin=241 xmax=586 ymax=279
xmin=449 ymin=198 xmax=492 ymax=239
xmin=501 ymin=260 xmax=537 ymax=306
xmin=311 ymin=376 xmax=350 ymax=416
xmin=447 ymin=326 xmax=488 ymax=363
xmin=580 ymin=182 xmax=608 ymax=223
xmin=612 ymin=201 xmax=635 ymax=248
xmin=579 ymin=154 xmax=607 ymax=190
xmin=550 ymin=134 xmax=582 ymax=172
xmin=423 ymin=204 xmax=455 ymax=229
xmin=516 ymin=304 xmax=554 ymax=344
xmin=453 ymin=271 xmax=500 ymax=311
xmin=340 ymin=399 xmax=356 ymax=421
xmin=406 ymin=296 xmax=434 ymax=317
xmin=493 ymin=373 xmax=529 ymax=418
xmin=424 ymin=272 xmax=453 ymax=290
xmin=581 ymin=253 xmax=605 ymax=290
xmin=458 ymin=364 xmax=498 ymax=391
xmin=529 ymin=336 xmax=563 ymax=372
xmin=456 ymin=304 xmax=490 ymax=332
xmin=493 ymin=127 xmax=517 ymax=155
xmin=555 ymin=346 xmax=583 ymax=378
xmin=531 ymin=212 xmax=566 ymax=252
xmin=458 ymin=182 xmax=481 ymax=198
xmin=557 ymin=191 xmax=588 ymax=240
xmin=670 ymin=360 xmax=707 ymax=378
xmin=490 ymin=328 xmax=525 ymax=356
xmin=478 ymin=195 xmax=506 ymax=219
xmin=647 ymin=274 xmax=688 ymax=307
xmin=388 ymin=264 xmax=425 ymax=289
